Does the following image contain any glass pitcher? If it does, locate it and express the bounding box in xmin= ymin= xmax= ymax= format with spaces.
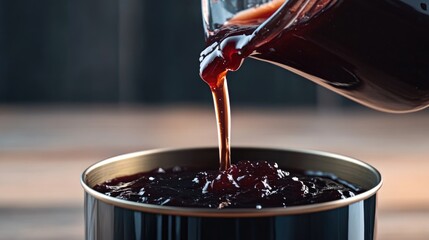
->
xmin=201 ymin=0 xmax=429 ymax=112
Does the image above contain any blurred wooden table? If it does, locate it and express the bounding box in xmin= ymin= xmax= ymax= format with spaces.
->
xmin=0 ymin=105 xmax=428 ymax=240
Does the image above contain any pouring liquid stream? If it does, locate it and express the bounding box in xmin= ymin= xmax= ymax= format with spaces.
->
xmin=200 ymin=0 xmax=320 ymax=170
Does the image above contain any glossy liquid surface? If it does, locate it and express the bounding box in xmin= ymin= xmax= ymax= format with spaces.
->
xmin=93 ymin=161 xmax=362 ymax=208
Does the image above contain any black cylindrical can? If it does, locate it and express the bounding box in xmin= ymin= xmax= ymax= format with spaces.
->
xmin=81 ymin=147 xmax=382 ymax=240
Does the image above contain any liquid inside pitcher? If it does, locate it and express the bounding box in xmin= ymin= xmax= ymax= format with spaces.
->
xmin=201 ymin=0 xmax=429 ymax=112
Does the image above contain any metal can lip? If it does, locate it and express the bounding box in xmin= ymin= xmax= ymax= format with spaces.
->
xmin=81 ymin=147 xmax=382 ymax=218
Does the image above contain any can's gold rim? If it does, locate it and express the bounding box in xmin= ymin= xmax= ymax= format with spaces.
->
xmin=81 ymin=147 xmax=382 ymax=218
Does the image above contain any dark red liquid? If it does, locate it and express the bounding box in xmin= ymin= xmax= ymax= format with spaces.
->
xmin=200 ymin=0 xmax=429 ymax=113
xmin=93 ymin=161 xmax=362 ymax=208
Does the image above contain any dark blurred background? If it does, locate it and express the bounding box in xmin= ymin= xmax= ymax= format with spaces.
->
xmin=0 ymin=0 xmax=352 ymax=108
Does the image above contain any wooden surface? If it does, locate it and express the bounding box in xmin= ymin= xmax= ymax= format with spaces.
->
xmin=0 ymin=105 xmax=428 ymax=240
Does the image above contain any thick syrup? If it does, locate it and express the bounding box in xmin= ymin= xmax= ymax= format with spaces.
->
xmin=93 ymin=161 xmax=362 ymax=208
